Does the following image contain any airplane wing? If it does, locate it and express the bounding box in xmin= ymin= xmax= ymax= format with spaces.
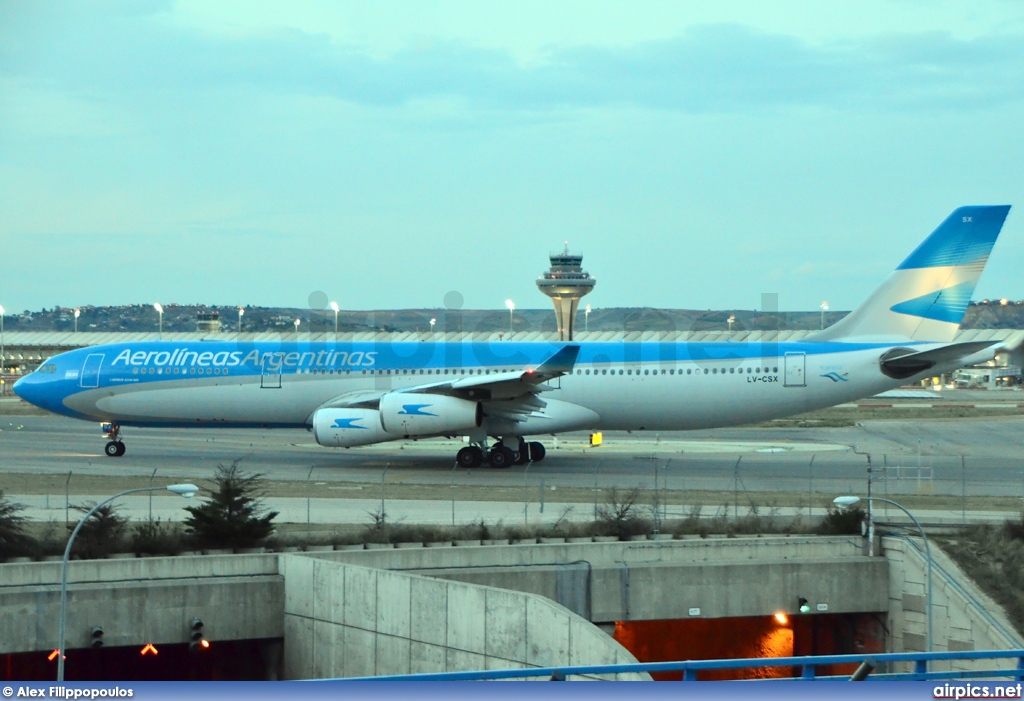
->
xmin=407 ymin=344 xmax=580 ymax=401
xmin=315 ymin=345 xmax=580 ymax=410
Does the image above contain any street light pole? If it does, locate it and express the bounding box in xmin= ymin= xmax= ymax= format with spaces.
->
xmin=330 ymin=301 xmax=339 ymax=336
xmin=294 ymin=318 xmax=300 ymax=335
xmin=820 ymin=300 xmax=829 ymax=330
xmin=0 ymin=304 xmax=5 ymax=377
xmin=237 ymin=307 xmax=244 ymax=333
xmin=57 ymin=484 xmax=198 ymax=681
xmin=505 ymin=299 xmax=515 ymax=334
xmin=585 ymin=304 xmax=591 ymax=333
xmin=833 ymin=495 xmax=933 ymax=652
xmin=153 ymin=303 xmax=163 ymax=340
xmin=73 ymin=308 xmax=80 ymax=334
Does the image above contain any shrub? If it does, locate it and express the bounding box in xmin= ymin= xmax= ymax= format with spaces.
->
xmin=596 ymin=489 xmax=651 ymax=539
xmin=184 ymin=463 xmax=279 ymax=549
xmin=817 ymin=504 xmax=866 ymax=535
xmin=70 ymin=503 xmax=127 ymax=559
xmin=0 ymin=491 xmax=34 ymax=559
xmin=131 ymin=520 xmax=186 ymax=556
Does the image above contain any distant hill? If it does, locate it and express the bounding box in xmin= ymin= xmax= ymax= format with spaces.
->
xmin=6 ymin=300 xmax=1023 ymax=334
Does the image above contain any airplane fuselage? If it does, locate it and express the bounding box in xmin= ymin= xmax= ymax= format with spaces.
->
xmin=14 ymin=339 xmax=937 ymax=433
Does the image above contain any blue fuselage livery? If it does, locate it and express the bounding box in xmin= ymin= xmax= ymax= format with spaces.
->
xmin=14 ymin=338 xmax=915 ymax=428
xmin=12 ymin=205 xmax=1013 ymax=467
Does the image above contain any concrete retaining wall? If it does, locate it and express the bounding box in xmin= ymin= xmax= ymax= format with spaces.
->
xmin=280 ymin=556 xmax=646 ymax=680
xmin=0 ymin=555 xmax=283 ymax=654
xmin=883 ymin=536 xmax=1023 ymax=675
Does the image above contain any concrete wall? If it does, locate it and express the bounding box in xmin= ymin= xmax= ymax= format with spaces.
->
xmin=415 ymin=558 xmax=888 ymax=623
xmin=280 ymin=556 xmax=646 ymax=680
xmin=0 ymin=555 xmax=282 ymax=654
xmin=883 ymin=536 xmax=1024 ymax=675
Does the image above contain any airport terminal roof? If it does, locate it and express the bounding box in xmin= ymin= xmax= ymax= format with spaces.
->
xmin=5 ymin=328 xmax=1024 ymax=347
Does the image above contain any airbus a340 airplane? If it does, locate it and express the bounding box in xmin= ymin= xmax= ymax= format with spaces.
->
xmin=14 ymin=205 xmax=1012 ymax=467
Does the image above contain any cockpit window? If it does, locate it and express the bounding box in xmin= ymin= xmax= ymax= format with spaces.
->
xmin=38 ymin=364 xmax=57 ymax=374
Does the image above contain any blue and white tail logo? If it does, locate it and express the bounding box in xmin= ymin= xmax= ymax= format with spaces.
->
xmin=813 ymin=205 xmax=1010 ymax=343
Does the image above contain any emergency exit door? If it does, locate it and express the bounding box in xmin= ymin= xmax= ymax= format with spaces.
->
xmin=784 ymin=352 xmax=806 ymax=387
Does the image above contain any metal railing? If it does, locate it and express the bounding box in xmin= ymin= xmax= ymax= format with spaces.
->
xmin=336 ymin=649 xmax=1024 ymax=682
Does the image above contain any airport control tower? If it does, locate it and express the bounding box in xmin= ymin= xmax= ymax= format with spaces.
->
xmin=536 ymin=244 xmax=596 ymax=341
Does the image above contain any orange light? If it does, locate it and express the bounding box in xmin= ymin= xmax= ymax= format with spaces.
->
xmin=140 ymin=643 xmax=158 ymax=656
xmin=200 ymin=639 xmax=210 ymax=649
xmin=774 ymin=612 xmax=788 ymax=625
xmin=47 ymin=649 xmax=60 ymax=662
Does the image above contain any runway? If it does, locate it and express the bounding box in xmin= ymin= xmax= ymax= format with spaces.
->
xmin=4 ymin=415 xmax=1024 ymax=519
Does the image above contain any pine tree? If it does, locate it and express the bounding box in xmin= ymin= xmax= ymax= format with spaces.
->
xmin=0 ymin=491 xmax=32 ymax=559
xmin=184 ymin=463 xmax=278 ymax=549
xmin=70 ymin=503 xmax=127 ymax=559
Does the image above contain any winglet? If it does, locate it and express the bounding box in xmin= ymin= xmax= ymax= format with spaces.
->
xmin=531 ymin=345 xmax=580 ymax=377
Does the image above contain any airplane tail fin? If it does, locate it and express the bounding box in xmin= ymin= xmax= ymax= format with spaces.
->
xmin=811 ymin=205 xmax=1011 ymax=343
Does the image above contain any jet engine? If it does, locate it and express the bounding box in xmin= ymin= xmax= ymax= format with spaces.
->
xmin=312 ymin=408 xmax=391 ymax=447
xmin=378 ymin=393 xmax=482 ymax=437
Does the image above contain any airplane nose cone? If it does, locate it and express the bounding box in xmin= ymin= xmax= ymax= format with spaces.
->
xmin=12 ymin=374 xmax=28 ymax=400
xmin=12 ymin=374 xmax=46 ymax=409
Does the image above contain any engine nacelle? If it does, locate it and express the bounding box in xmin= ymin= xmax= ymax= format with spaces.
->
xmin=312 ymin=408 xmax=392 ymax=447
xmin=379 ymin=393 xmax=482 ymax=437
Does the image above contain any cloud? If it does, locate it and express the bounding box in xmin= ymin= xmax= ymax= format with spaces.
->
xmin=3 ymin=8 xmax=1023 ymax=116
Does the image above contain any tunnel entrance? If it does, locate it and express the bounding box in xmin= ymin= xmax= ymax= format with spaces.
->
xmin=614 ymin=613 xmax=886 ymax=680
xmin=2 ymin=639 xmax=281 ymax=682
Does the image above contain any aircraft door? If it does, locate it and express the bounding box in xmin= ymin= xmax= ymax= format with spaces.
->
xmin=81 ymin=353 xmax=104 ymax=388
xmin=784 ymin=352 xmax=806 ymax=387
xmin=261 ymin=354 xmax=282 ymax=389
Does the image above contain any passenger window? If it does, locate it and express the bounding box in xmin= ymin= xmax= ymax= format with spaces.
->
xmin=712 ymin=368 xmax=717 ymax=374
xmin=703 ymin=369 xmax=708 ymax=375
xmin=730 ymin=368 xmax=735 ymax=374
xmin=773 ymin=366 xmax=778 ymax=373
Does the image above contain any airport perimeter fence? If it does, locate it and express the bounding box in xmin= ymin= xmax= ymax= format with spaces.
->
xmin=9 ymin=449 xmax=1024 ymax=537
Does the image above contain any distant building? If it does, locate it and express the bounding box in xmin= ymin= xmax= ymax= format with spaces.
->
xmin=536 ymin=244 xmax=596 ymax=341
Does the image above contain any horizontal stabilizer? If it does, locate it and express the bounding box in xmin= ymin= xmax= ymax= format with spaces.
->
xmin=879 ymin=341 xmax=999 ymax=380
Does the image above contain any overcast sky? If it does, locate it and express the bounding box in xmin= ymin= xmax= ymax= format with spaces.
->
xmin=2 ymin=0 xmax=1023 ymax=315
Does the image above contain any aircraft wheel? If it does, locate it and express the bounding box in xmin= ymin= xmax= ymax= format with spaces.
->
xmin=456 ymin=446 xmax=483 ymax=468
xmin=105 ymin=441 xmax=122 ymax=458
xmin=115 ymin=442 xmax=127 ymax=457
xmin=488 ymin=447 xmax=515 ymax=469
xmin=529 ymin=441 xmax=546 ymax=462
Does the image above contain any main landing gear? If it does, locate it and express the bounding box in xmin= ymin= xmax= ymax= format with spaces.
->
xmin=102 ymin=423 xmax=126 ymax=458
xmin=456 ymin=439 xmax=547 ymax=469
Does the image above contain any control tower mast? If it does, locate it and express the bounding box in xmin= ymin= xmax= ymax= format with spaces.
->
xmin=536 ymin=243 xmax=596 ymax=341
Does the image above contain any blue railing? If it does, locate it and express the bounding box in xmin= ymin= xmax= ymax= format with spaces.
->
xmin=337 ymin=649 xmax=1024 ymax=681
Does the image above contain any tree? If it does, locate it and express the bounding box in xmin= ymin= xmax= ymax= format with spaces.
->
xmin=184 ymin=463 xmax=278 ymax=549
xmin=0 ymin=491 xmax=33 ymax=559
xmin=70 ymin=503 xmax=128 ymax=559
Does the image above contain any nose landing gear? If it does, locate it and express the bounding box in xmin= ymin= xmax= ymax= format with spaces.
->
xmin=101 ymin=423 xmax=126 ymax=457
